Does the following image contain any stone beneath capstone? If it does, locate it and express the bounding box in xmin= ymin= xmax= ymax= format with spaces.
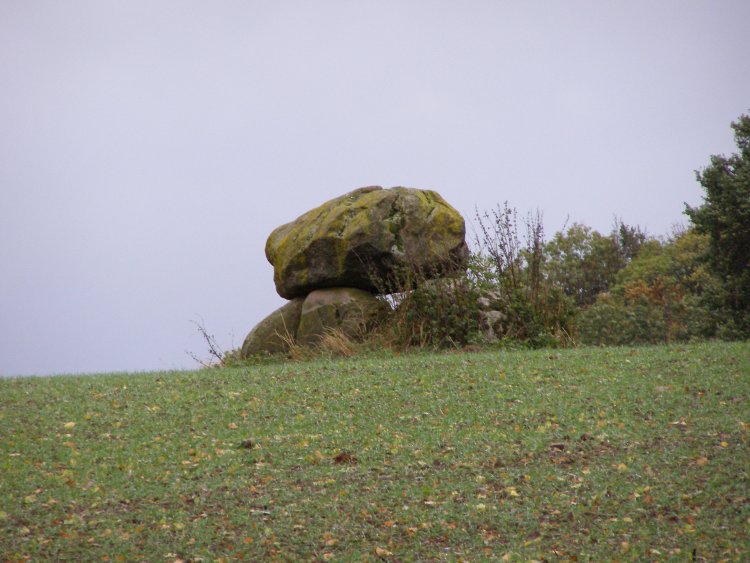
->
xmin=239 ymin=288 xmax=390 ymax=357
xmin=265 ymin=186 xmax=469 ymax=299
xmin=240 ymin=298 xmax=304 ymax=357
xmin=296 ymin=287 xmax=389 ymax=346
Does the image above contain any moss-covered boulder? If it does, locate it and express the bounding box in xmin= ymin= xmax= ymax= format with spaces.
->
xmin=240 ymin=298 xmax=303 ymax=357
xmin=296 ymin=287 xmax=389 ymax=346
xmin=266 ymin=186 xmax=469 ymax=299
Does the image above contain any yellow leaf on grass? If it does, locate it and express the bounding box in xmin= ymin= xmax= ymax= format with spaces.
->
xmin=63 ymin=422 xmax=76 ymax=429
xmin=375 ymin=547 xmax=393 ymax=557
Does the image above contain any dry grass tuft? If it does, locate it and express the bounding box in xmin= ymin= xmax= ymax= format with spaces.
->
xmin=317 ymin=327 xmax=357 ymax=357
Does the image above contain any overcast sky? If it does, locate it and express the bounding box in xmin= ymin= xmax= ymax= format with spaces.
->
xmin=1 ymin=1 xmax=748 ymax=377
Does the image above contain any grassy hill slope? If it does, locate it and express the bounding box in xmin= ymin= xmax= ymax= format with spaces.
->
xmin=1 ymin=342 xmax=748 ymax=560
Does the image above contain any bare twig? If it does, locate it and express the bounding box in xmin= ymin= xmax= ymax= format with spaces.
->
xmin=187 ymin=317 xmax=225 ymax=367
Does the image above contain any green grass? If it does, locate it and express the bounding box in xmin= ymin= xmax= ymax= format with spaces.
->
xmin=1 ymin=342 xmax=748 ymax=561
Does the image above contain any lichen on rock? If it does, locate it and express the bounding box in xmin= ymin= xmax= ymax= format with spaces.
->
xmin=266 ymin=186 xmax=468 ymax=299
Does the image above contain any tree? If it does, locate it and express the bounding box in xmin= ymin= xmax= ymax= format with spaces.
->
xmin=544 ymin=222 xmax=639 ymax=306
xmin=685 ymin=113 xmax=750 ymax=336
xmin=579 ymin=229 xmax=719 ymax=345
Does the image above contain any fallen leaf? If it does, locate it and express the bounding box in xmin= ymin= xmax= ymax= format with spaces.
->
xmin=63 ymin=422 xmax=76 ymax=429
xmin=375 ymin=547 xmax=393 ymax=557
xmin=227 ymin=422 xmax=238 ymax=430
xmin=695 ymin=456 xmax=709 ymax=466
xmin=333 ymin=451 xmax=357 ymax=464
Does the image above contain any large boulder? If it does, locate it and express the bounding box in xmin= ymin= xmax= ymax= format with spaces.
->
xmin=240 ymin=298 xmax=304 ymax=357
xmin=240 ymin=288 xmax=389 ymax=357
xmin=266 ymin=186 xmax=469 ymax=299
xmin=297 ymin=288 xmax=389 ymax=346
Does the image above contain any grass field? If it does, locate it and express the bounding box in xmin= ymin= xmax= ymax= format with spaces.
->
xmin=1 ymin=342 xmax=748 ymax=561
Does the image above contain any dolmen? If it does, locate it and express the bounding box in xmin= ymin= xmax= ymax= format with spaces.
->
xmin=241 ymin=186 xmax=468 ymax=357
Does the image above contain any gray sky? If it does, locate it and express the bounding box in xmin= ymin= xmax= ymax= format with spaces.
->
xmin=1 ymin=1 xmax=749 ymax=376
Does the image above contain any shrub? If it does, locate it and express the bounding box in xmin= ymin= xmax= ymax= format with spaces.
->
xmin=379 ymin=270 xmax=481 ymax=349
xmin=472 ymin=203 xmax=578 ymax=347
xmin=578 ymin=294 xmax=665 ymax=346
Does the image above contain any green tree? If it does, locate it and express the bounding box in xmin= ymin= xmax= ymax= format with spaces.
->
xmin=544 ymin=222 xmax=639 ymax=306
xmin=685 ymin=113 xmax=750 ymax=336
xmin=579 ymin=229 xmax=718 ymax=345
